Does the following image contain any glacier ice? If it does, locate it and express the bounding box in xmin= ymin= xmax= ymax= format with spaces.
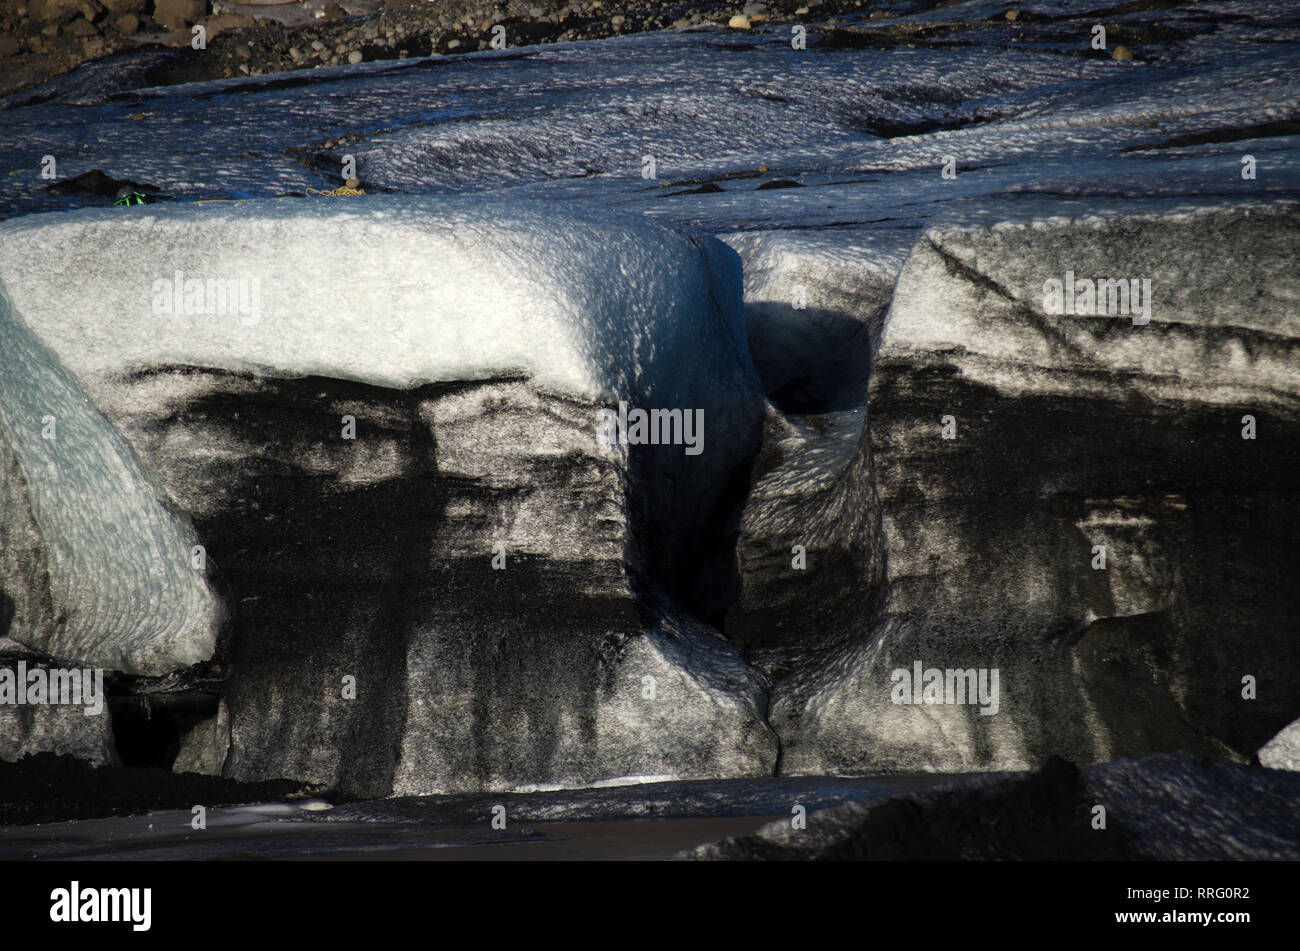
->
xmin=1 ymin=0 xmax=1298 ymax=792
xmin=0 ymin=197 xmax=759 ymax=412
xmin=0 ymin=195 xmax=774 ymax=790
xmin=0 ymin=287 xmax=220 ymax=676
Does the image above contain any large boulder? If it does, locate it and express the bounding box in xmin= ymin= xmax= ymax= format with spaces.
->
xmin=0 ymin=196 xmax=775 ymax=793
xmin=0 ymin=660 xmax=118 ymax=767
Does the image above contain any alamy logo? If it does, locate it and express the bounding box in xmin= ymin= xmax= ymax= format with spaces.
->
xmin=890 ymin=661 xmax=1000 ymax=715
xmin=151 ymin=269 xmax=262 ymax=326
xmin=50 ymin=882 xmax=151 ymax=931
xmin=1043 ymin=270 xmax=1151 ymax=325
xmin=0 ymin=661 xmax=103 ymax=715
xmin=596 ymin=401 xmax=705 ymax=456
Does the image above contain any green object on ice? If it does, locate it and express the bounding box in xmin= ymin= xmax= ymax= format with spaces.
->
xmin=113 ymin=190 xmax=148 ymax=206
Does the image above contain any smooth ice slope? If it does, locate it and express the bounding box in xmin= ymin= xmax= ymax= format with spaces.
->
xmin=0 ymin=291 xmax=220 ymax=675
xmin=0 ymin=197 xmax=759 ymax=418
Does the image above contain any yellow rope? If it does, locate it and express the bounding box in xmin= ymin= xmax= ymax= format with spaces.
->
xmin=306 ymin=183 xmax=365 ymax=197
xmin=191 ymin=181 xmax=365 ymax=204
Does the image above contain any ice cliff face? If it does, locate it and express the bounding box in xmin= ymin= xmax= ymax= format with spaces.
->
xmin=0 ymin=197 xmax=774 ymax=793
xmin=1 ymin=0 xmax=1298 ymax=793
xmin=759 ymin=197 xmax=1300 ymax=776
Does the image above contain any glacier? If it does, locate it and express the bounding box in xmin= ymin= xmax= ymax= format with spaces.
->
xmin=0 ymin=0 xmax=1298 ymax=801
xmin=0 ymin=287 xmax=220 ymax=677
xmin=0 ymin=196 xmax=774 ymax=793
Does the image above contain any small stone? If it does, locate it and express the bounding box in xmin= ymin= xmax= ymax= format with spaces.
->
xmin=0 ymin=36 xmax=20 ymax=56
xmin=67 ymin=15 xmax=97 ymax=35
xmin=204 ymin=12 xmax=254 ymax=39
xmin=115 ymin=12 xmax=138 ymax=32
xmin=1004 ymin=9 xmax=1019 ymax=22
xmin=30 ymin=0 xmax=80 ymax=24
xmin=795 ymin=6 xmax=809 ymax=13
xmin=151 ymin=0 xmax=204 ymax=32
xmin=347 ymin=49 xmax=362 ymax=64
xmin=310 ymin=39 xmax=326 ymax=51
xmin=728 ymin=14 xmax=750 ymax=29
xmin=1112 ymin=45 xmax=1133 ymax=60
xmin=447 ymin=38 xmax=460 ymax=49
xmin=610 ymin=14 xmax=623 ymax=26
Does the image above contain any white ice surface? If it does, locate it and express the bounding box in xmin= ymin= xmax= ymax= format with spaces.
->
xmin=0 ymin=291 xmax=221 ymax=675
xmin=1260 ymin=719 xmax=1300 ymax=772
xmin=0 ymin=197 xmax=758 ymax=414
xmin=0 ymin=195 xmax=766 ymax=675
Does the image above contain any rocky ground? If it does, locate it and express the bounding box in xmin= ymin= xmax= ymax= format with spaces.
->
xmin=0 ymin=0 xmax=934 ymax=96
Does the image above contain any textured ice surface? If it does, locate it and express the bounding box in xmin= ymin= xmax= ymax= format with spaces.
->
xmin=2 ymin=3 xmax=1296 ymax=231
xmin=686 ymin=753 xmax=1300 ymax=860
xmin=0 ymin=0 xmax=1298 ymax=789
xmin=0 ymin=197 xmax=758 ymax=413
xmin=762 ymin=194 xmax=1300 ymax=776
xmin=0 ymin=690 xmax=118 ymax=765
xmin=1259 ymin=719 xmax=1300 ymax=771
xmin=0 ymin=293 xmax=220 ymax=675
xmin=878 ymin=196 xmax=1300 ymax=407
xmin=1 ymin=3 xmax=1295 ymax=398
xmin=0 ymin=195 xmax=772 ymax=789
